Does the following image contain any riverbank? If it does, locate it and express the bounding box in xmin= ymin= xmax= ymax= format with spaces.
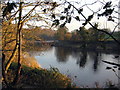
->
xmin=53 ymin=40 xmax=120 ymax=53
xmin=3 ymin=62 xmax=119 ymax=89
xmin=2 ymin=62 xmax=75 ymax=88
xmin=2 ymin=50 xmax=76 ymax=88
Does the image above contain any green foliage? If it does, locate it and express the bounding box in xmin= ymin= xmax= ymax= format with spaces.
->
xmin=55 ymin=26 xmax=68 ymax=40
xmin=77 ymin=27 xmax=88 ymax=41
xmin=113 ymin=31 xmax=120 ymax=41
xmin=87 ymin=23 xmax=109 ymax=42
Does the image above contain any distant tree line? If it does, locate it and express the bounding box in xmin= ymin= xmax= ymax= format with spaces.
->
xmin=54 ymin=23 xmax=119 ymax=42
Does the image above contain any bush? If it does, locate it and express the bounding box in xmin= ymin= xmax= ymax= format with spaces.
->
xmin=4 ymin=62 xmax=74 ymax=88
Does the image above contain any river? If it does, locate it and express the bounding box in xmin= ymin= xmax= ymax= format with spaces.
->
xmin=28 ymin=46 xmax=120 ymax=88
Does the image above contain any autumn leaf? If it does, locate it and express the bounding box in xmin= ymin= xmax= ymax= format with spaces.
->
xmin=108 ymin=16 xmax=114 ymax=22
xmin=68 ymin=4 xmax=71 ymax=9
xmin=103 ymin=1 xmax=112 ymax=9
xmin=52 ymin=19 xmax=60 ymax=27
xmin=87 ymin=14 xmax=94 ymax=21
xmin=60 ymin=16 xmax=66 ymax=20
xmin=43 ymin=9 xmax=46 ymax=13
xmin=82 ymin=14 xmax=94 ymax=26
xmin=51 ymin=14 xmax=56 ymax=19
xmin=78 ymin=8 xmax=83 ymax=14
xmin=64 ymin=8 xmax=68 ymax=13
xmin=98 ymin=8 xmax=114 ymax=17
xmin=3 ymin=2 xmax=17 ymax=17
xmin=67 ymin=17 xmax=71 ymax=23
xmin=60 ymin=23 xmax=66 ymax=28
xmin=75 ymin=16 xmax=80 ymax=21
xmin=44 ymin=2 xmax=49 ymax=4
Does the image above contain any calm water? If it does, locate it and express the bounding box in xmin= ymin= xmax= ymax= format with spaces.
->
xmin=29 ymin=47 xmax=120 ymax=88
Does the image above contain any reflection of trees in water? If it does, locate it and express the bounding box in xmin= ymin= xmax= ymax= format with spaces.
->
xmin=73 ymin=50 xmax=101 ymax=71
xmin=76 ymin=51 xmax=87 ymax=68
xmin=118 ymin=57 xmax=120 ymax=88
xmin=55 ymin=47 xmax=101 ymax=71
xmin=93 ymin=52 xmax=99 ymax=72
xmin=71 ymin=50 xmax=82 ymax=59
xmin=88 ymin=52 xmax=101 ymax=72
xmin=35 ymin=46 xmax=102 ymax=71
xmin=55 ymin=47 xmax=72 ymax=62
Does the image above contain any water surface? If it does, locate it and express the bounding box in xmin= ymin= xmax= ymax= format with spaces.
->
xmin=29 ymin=47 xmax=120 ymax=88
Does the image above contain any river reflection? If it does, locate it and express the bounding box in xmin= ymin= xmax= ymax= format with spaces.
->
xmin=54 ymin=47 xmax=101 ymax=71
xmin=29 ymin=47 xmax=120 ymax=88
xmin=55 ymin=47 xmax=70 ymax=63
xmin=89 ymin=52 xmax=100 ymax=72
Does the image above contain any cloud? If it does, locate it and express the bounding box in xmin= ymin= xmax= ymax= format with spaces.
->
xmin=0 ymin=0 xmax=4 ymax=1
xmin=0 ymin=0 xmax=7 ymax=2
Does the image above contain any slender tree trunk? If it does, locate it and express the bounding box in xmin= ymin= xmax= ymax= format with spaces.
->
xmin=2 ymin=53 xmax=9 ymax=87
xmin=5 ymin=44 xmax=18 ymax=71
xmin=12 ymin=1 xmax=23 ymax=85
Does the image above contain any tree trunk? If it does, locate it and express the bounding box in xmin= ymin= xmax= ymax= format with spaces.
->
xmin=12 ymin=1 xmax=23 ymax=86
xmin=2 ymin=53 xmax=8 ymax=87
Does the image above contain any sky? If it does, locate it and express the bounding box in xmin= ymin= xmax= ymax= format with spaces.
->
xmin=62 ymin=0 xmax=119 ymax=31
xmin=1 ymin=0 xmax=120 ymax=32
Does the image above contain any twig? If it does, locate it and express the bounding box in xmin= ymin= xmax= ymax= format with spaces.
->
xmin=102 ymin=60 xmax=120 ymax=67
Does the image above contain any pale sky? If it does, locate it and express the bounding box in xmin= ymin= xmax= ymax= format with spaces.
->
xmin=2 ymin=0 xmax=120 ymax=32
xmin=63 ymin=0 xmax=119 ymax=31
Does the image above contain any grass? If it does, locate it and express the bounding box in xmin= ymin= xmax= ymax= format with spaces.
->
xmin=3 ymin=62 xmax=75 ymax=88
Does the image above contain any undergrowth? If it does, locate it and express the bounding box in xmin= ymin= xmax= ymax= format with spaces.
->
xmin=2 ymin=62 xmax=75 ymax=88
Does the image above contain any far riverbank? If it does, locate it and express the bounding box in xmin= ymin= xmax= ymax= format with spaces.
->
xmin=53 ymin=40 xmax=120 ymax=53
